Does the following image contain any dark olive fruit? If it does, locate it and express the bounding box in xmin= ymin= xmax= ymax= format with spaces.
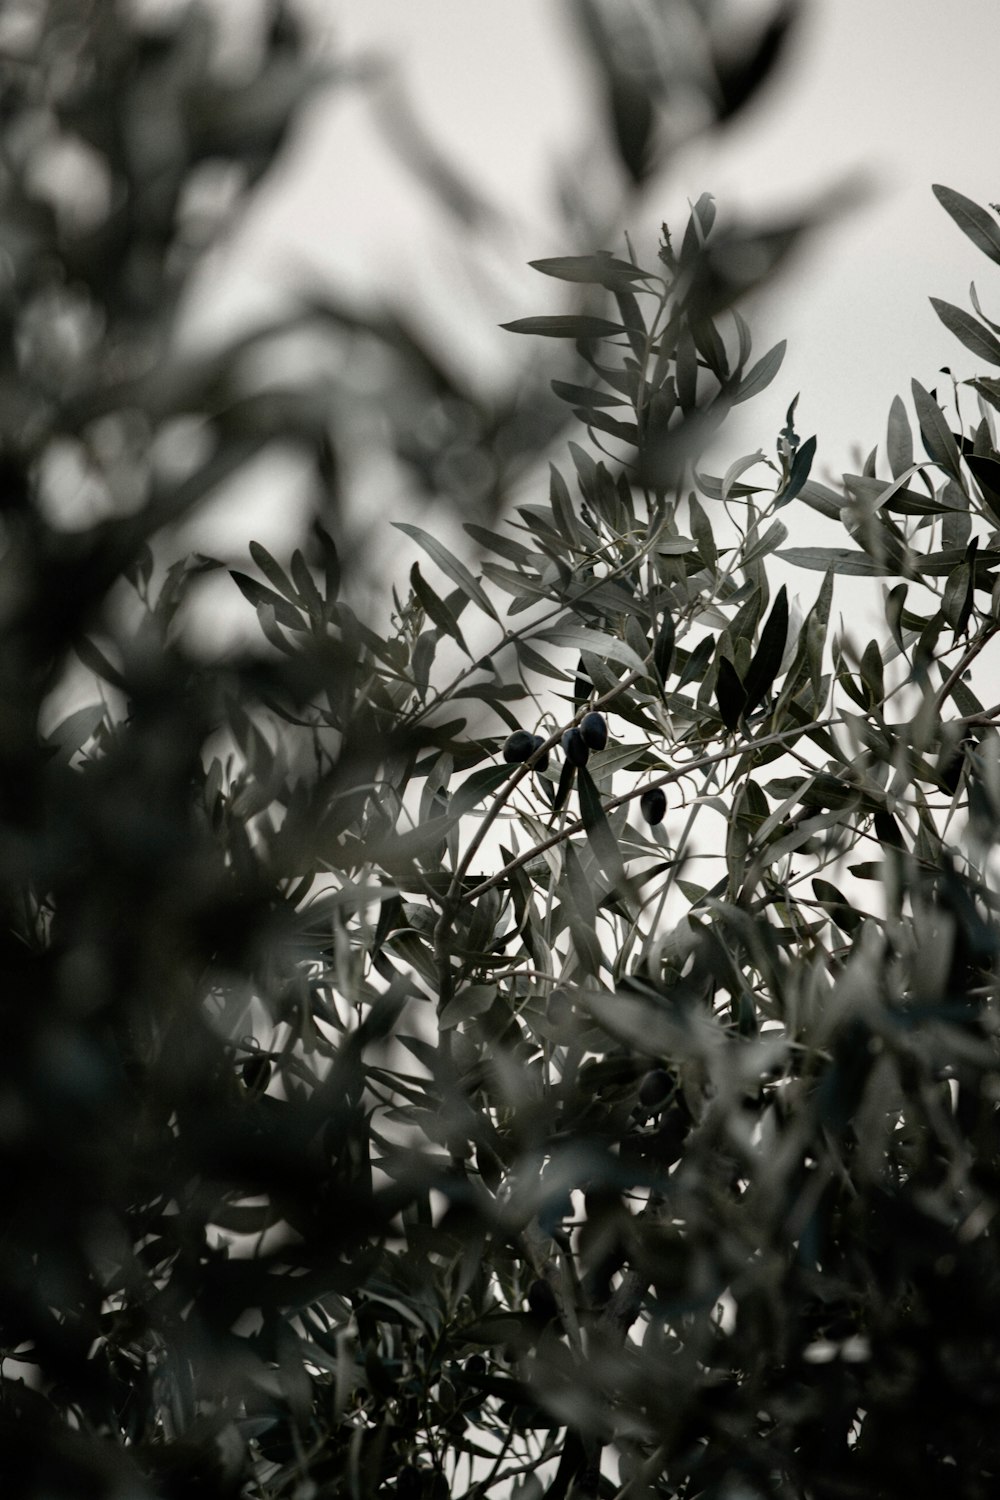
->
xmin=638 ymin=1067 xmax=673 ymax=1111
xmin=561 ymin=726 xmax=589 ymax=766
xmin=503 ymin=730 xmax=536 ymax=763
xmin=396 ymin=1468 xmax=422 ymax=1500
xmin=529 ymin=733 xmax=549 ymax=772
xmin=580 ymin=710 xmax=608 ymax=751
xmin=527 ymin=1277 xmax=559 ymax=1323
xmin=464 ymin=1353 xmax=487 ymax=1379
xmin=241 ymin=1054 xmax=271 ymax=1092
xmin=639 ymin=786 xmax=666 ymax=825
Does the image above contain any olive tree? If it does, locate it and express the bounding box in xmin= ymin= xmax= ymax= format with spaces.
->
xmin=3 ymin=4 xmax=1000 ymax=1500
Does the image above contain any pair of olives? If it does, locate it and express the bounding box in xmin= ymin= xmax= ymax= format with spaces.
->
xmin=502 ymin=730 xmax=549 ymax=771
xmin=562 ymin=709 xmax=607 ymax=766
xmin=504 ymin=711 xmax=608 ymax=771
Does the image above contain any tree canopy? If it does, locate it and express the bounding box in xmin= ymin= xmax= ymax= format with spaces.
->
xmin=3 ymin=4 xmax=1000 ymax=1499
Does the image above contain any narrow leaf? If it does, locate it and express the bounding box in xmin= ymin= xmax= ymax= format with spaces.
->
xmin=529 ymin=253 xmax=647 ymax=289
xmin=550 ymin=379 xmax=629 ymax=410
xmin=230 ymin=571 xmax=304 ymax=630
xmin=537 ymin=625 xmax=647 ymax=676
xmin=676 ymin=635 xmax=714 ymax=692
xmin=911 ymin=380 xmax=963 ymax=480
xmin=578 ymin=765 xmax=630 ymax=895
xmin=933 ymin=184 xmax=1000 ymax=269
xmin=395 ymin=523 xmax=498 ymax=620
xmin=929 ymin=297 xmax=1000 ymax=366
xmin=653 ymin=612 xmax=675 ymax=687
xmin=885 ymin=395 xmax=914 ymax=479
xmin=715 ymin=656 xmax=747 ymax=730
xmin=732 ymin=339 xmax=786 ymax=404
xmin=742 ymin=585 xmax=788 ymax=715
xmin=779 ymin=434 xmax=817 ymax=507
xmin=410 ymin=563 xmax=469 ymax=653
xmin=499 ymin=315 xmax=624 ymax=340
xmin=777 ymin=548 xmax=894 ymax=576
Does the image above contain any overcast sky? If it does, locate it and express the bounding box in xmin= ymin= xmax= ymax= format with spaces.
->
xmin=184 ymin=0 xmax=1000 ymax=597
xmin=225 ymin=0 xmax=998 ymax=482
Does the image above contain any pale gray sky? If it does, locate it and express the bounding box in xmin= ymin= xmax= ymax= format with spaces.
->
xmin=180 ymin=0 xmax=999 ymax=619
xmin=226 ymin=0 xmax=1000 ymax=483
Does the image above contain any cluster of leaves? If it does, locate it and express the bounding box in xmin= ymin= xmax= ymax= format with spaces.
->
xmin=4 ymin=3 xmax=1000 ymax=1500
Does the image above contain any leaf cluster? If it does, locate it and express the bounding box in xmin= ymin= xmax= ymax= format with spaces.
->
xmin=3 ymin=6 xmax=1000 ymax=1500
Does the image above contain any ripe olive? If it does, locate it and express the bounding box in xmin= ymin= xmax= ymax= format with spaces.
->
xmin=638 ymin=1067 xmax=672 ymax=1111
xmin=504 ymin=730 xmax=549 ymax=771
xmin=580 ymin=710 xmax=608 ymax=751
xmin=241 ymin=1054 xmax=271 ymax=1092
xmin=526 ymin=1277 xmax=558 ymax=1323
xmin=640 ymin=786 xmax=666 ymax=825
xmin=528 ymin=733 xmax=549 ymax=772
xmin=464 ymin=1353 xmax=487 ymax=1379
xmin=503 ymin=730 xmax=535 ymax=763
xmin=561 ymin=726 xmax=589 ymax=766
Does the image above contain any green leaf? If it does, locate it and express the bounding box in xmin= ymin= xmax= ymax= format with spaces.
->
xmin=231 ymin=571 xmax=304 ymax=630
xmin=971 ymin=376 xmax=1000 ymax=415
xmin=550 ymin=379 xmax=629 ymax=410
xmin=797 ymin=479 xmax=843 ymax=521
xmin=911 ymin=380 xmax=963 ymax=481
xmin=812 ymin=878 xmax=862 ymax=935
xmin=554 ymin=756 xmax=576 ymax=812
xmin=778 ymin=434 xmax=817 ymax=507
xmin=614 ymin=286 xmax=647 ymax=360
xmin=314 ymin=522 xmax=341 ymax=601
xmin=743 ymin=585 xmax=788 ymax=715
xmin=885 ymin=395 xmax=914 ymax=479
xmin=681 ymin=192 xmax=717 ymax=264
xmin=742 ymin=518 xmax=789 ymax=568
xmin=548 ymin=463 xmax=581 ymax=547
xmin=499 ymin=315 xmax=625 ymax=340
xmin=778 ymin=548 xmax=897 ymax=577
xmin=440 ymin=985 xmax=498 ymax=1029
xmin=450 ymin=764 xmax=516 ymax=819
xmin=75 ymin=635 xmax=129 ymax=692
xmin=715 ymin=655 xmax=747 ymax=730
xmin=536 ymin=625 xmax=647 ymax=676
xmin=528 ymin=253 xmax=648 ymax=289
xmin=394 ymin=523 xmax=498 ymax=621
xmin=688 ymin=493 xmax=717 ymax=568
xmin=886 ymin=583 xmax=908 ymax=655
xmin=515 ymin=637 xmax=572 ymax=683
xmin=929 ymin=297 xmax=1000 ymax=366
xmin=249 ymin=539 xmax=299 ymax=604
xmin=933 ymin=183 xmax=1000 ymax=268
xmin=410 ymin=563 xmax=470 ymax=653
xmin=732 ymin=339 xmax=786 ymax=404
xmin=464 ymin=523 xmax=533 ymax=566
xmin=873 ymin=810 xmax=904 ymax=850
xmin=654 ymin=612 xmax=675 ymax=687
xmin=577 ymin=765 xmax=631 ymax=898
xmin=581 ymin=407 xmax=640 ymax=445
xmin=561 ymin=842 xmax=602 ymax=974
xmin=43 ymin=703 xmax=106 ymax=762
xmin=966 ymin=451 xmax=1000 ymax=521
xmin=291 ymin=549 xmax=325 ymax=618
xmin=860 ymin=639 xmax=885 ymax=707
xmin=720 ymin=449 xmax=768 ymax=502
xmin=676 ymin=635 xmax=714 ymax=692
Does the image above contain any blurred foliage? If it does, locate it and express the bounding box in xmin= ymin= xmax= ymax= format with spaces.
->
xmin=3 ymin=3 xmax=1000 ymax=1500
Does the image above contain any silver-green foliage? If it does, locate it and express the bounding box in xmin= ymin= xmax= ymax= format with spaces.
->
xmin=6 ymin=3 xmax=1000 ymax=1499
